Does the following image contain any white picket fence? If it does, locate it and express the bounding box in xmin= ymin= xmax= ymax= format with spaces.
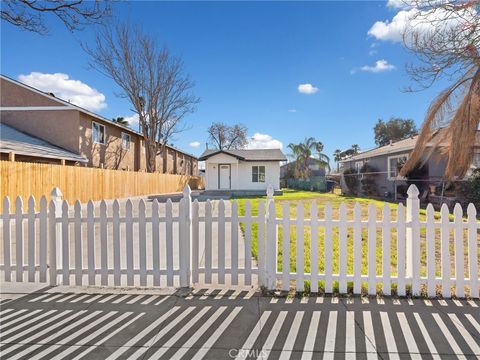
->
xmin=1 ymin=185 xmax=479 ymax=298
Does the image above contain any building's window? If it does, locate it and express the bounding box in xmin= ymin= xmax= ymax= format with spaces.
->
xmin=121 ymin=132 xmax=131 ymax=150
xmin=388 ymin=155 xmax=408 ymax=180
xmin=252 ymin=166 xmax=266 ymax=183
xmin=92 ymin=122 xmax=106 ymax=144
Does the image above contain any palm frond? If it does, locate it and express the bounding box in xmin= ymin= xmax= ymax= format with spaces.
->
xmin=400 ymin=66 xmax=480 ymax=179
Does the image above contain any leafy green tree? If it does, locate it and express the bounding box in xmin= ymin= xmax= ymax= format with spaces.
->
xmin=374 ymin=118 xmax=418 ymax=146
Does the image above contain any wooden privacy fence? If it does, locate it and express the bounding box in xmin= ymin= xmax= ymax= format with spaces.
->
xmin=0 ymin=160 xmax=204 ymax=206
xmin=1 ymin=184 xmax=479 ymax=298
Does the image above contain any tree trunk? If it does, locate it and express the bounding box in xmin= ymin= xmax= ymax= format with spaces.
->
xmin=145 ymin=139 xmax=157 ymax=173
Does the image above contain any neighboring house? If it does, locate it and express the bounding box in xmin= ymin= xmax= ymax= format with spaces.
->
xmin=280 ymin=158 xmax=327 ymax=179
xmin=340 ymin=134 xmax=480 ymax=199
xmin=0 ymin=123 xmax=88 ymax=164
xmin=198 ymin=149 xmax=287 ymax=192
xmin=0 ymin=74 xmax=198 ymax=175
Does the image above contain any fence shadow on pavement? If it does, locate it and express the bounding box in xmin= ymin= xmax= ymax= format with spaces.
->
xmin=1 ymin=288 xmax=479 ymax=360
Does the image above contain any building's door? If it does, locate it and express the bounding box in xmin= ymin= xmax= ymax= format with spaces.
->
xmin=219 ymin=164 xmax=231 ymax=189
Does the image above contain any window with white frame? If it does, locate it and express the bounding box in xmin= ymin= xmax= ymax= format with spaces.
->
xmin=121 ymin=132 xmax=131 ymax=150
xmin=387 ymin=154 xmax=408 ymax=179
xmin=92 ymin=122 xmax=106 ymax=144
xmin=252 ymin=165 xmax=265 ymax=183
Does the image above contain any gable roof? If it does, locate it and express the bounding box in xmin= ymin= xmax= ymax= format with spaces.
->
xmin=0 ymin=74 xmax=197 ymax=160
xmin=0 ymin=123 xmax=88 ymax=163
xmin=199 ymin=148 xmax=287 ymax=161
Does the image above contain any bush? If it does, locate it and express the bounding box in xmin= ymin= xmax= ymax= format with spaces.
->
xmin=458 ymin=169 xmax=480 ymax=210
xmin=359 ymin=162 xmax=378 ymax=196
xmin=343 ymin=168 xmax=359 ymax=195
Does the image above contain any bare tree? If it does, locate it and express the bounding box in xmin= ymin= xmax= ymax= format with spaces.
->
xmin=1 ymin=0 xmax=110 ymax=34
xmin=86 ymin=23 xmax=200 ymax=173
xmin=207 ymin=122 xmax=248 ymax=150
xmin=399 ymin=0 xmax=480 ymax=179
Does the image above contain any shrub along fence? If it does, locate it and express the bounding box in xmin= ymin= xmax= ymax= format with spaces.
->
xmin=1 ymin=184 xmax=478 ymax=298
xmin=0 ymin=160 xmax=204 ymax=207
xmin=287 ymin=177 xmax=327 ymax=192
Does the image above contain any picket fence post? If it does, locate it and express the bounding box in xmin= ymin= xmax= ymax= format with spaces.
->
xmin=180 ymin=184 xmax=192 ymax=287
xmin=265 ymin=184 xmax=276 ymax=290
xmin=406 ymin=184 xmax=420 ymax=295
xmin=50 ymin=187 xmax=63 ymax=284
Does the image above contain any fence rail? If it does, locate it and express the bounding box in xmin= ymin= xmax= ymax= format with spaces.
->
xmin=0 ymin=184 xmax=478 ymax=298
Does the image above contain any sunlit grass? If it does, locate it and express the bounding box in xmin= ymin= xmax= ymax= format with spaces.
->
xmin=233 ymin=189 xmax=479 ymax=296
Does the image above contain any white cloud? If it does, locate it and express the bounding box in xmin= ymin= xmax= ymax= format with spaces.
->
xmin=368 ymin=10 xmax=412 ymax=42
xmin=369 ymin=49 xmax=378 ymax=56
xmin=288 ymin=109 xmax=297 ymax=113
xmin=368 ymin=6 xmax=478 ymax=43
xmin=189 ymin=141 xmax=201 ymax=148
xmin=18 ymin=72 xmax=107 ymax=112
xmin=297 ymin=83 xmax=319 ymax=95
xmin=247 ymin=133 xmax=283 ymax=150
xmin=361 ymin=59 xmax=396 ymax=73
xmin=123 ymin=114 xmax=140 ymax=131
xmin=387 ymin=0 xmax=409 ymax=9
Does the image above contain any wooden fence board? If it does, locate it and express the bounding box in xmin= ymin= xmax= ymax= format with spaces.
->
xmin=0 ymin=160 xmax=204 ymax=209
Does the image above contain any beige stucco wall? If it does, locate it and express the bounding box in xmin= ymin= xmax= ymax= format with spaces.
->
xmin=0 ymin=109 xmax=81 ymax=153
xmin=0 ymin=78 xmax=64 ymax=107
xmin=79 ymin=113 xmax=141 ymax=170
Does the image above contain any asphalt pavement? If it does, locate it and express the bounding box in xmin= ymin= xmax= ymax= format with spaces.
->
xmin=0 ymin=285 xmax=479 ymax=359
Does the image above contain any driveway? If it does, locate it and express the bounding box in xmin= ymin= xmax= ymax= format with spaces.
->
xmin=0 ymin=286 xmax=479 ymax=359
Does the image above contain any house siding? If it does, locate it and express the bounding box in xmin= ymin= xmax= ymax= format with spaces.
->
xmin=342 ymin=150 xmax=451 ymax=196
xmin=204 ymin=153 xmax=280 ymax=191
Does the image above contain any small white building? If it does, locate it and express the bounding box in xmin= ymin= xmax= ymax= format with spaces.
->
xmin=199 ymin=149 xmax=287 ymax=192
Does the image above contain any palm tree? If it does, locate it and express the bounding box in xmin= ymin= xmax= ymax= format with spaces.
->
xmin=351 ymin=144 xmax=360 ymax=154
xmin=112 ymin=117 xmax=129 ymax=126
xmin=397 ymin=1 xmax=479 ymax=180
xmin=333 ymin=149 xmax=342 ymax=172
xmin=288 ymin=137 xmax=330 ymax=178
xmin=400 ymin=68 xmax=480 ymax=179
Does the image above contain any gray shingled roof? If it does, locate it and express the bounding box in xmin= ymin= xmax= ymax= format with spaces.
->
xmin=342 ymin=132 xmax=480 ymax=163
xmin=0 ymin=123 xmax=88 ymax=163
xmin=340 ymin=136 xmax=418 ymax=162
xmin=199 ymin=148 xmax=287 ymax=161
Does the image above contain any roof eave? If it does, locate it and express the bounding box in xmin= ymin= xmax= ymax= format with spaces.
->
xmin=198 ymin=150 xmax=246 ymax=161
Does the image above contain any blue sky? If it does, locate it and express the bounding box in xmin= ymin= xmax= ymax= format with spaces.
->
xmin=1 ymin=1 xmax=451 ymax=160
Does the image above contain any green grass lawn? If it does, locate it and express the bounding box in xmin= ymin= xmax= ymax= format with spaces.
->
xmin=233 ymin=189 xmax=479 ymax=295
